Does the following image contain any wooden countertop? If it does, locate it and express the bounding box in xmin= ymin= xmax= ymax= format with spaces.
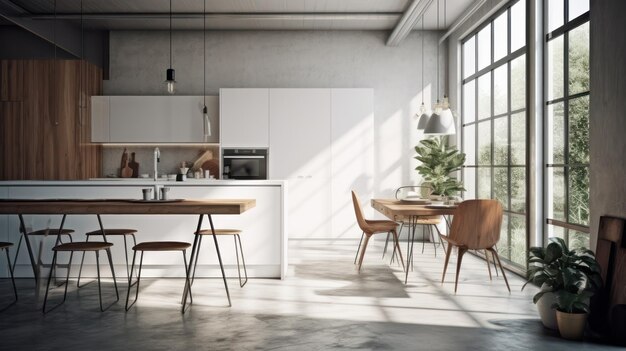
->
xmin=0 ymin=199 xmax=256 ymax=215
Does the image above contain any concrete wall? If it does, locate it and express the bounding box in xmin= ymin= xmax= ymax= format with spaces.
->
xmin=103 ymin=30 xmax=446 ymax=196
xmin=589 ymin=1 xmax=626 ymax=249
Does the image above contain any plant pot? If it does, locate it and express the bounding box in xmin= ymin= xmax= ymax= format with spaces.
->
xmin=536 ymin=292 xmax=558 ymax=330
xmin=556 ymin=310 xmax=587 ymax=340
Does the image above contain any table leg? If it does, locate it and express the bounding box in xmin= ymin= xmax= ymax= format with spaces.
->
xmin=182 ymin=214 xmax=203 ymax=307
xmin=18 ymin=214 xmax=38 ymax=279
xmin=208 ymin=214 xmax=231 ymax=307
xmin=404 ymin=215 xmax=418 ymax=284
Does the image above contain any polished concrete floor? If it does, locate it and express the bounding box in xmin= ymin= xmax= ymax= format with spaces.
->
xmin=0 ymin=240 xmax=621 ymax=351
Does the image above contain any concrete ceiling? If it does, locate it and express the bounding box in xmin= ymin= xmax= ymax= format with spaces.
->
xmin=7 ymin=0 xmax=474 ymax=31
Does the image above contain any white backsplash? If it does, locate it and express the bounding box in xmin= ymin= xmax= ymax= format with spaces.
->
xmin=101 ymin=146 xmax=220 ymax=179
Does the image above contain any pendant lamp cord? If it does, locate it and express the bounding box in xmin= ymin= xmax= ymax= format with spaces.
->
xmin=421 ymin=16 xmax=424 ymax=105
xmin=53 ymin=0 xmax=58 ymax=125
xmin=203 ymin=0 xmax=206 ymax=107
xmin=169 ymin=0 xmax=172 ymax=69
xmin=79 ymin=0 xmax=83 ymax=125
xmin=436 ymin=0 xmax=439 ymax=103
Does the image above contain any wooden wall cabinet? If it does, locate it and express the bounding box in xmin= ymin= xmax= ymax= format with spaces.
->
xmin=0 ymin=59 xmax=102 ymax=180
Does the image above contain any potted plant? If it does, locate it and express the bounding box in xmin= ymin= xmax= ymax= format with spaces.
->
xmin=524 ymin=237 xmax=602 ymax=340
xmin=414 ymin=136 xmax=465 ymax=198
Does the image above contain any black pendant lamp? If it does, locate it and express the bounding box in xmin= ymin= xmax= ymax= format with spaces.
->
xmin=165 ymin=0 xmax=176 ymax=94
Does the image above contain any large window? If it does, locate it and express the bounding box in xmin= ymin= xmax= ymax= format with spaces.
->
xmin=544 ymin=0 xmax=590 ymax=249
xmin=461 ymin=0 xmax=527 ymax=268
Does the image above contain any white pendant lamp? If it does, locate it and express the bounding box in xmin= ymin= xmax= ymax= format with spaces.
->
xmin=164 ymin=0 xmax=176 ymax=94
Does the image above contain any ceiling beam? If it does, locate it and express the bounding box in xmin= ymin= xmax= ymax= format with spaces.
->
xmin=23 ymin=12 xmax=401 ymax=21
xmin=386 ymin=0 xmax=434 ymax=46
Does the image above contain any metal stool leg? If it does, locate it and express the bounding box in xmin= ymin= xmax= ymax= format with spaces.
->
xmin=234 ymin=234 xmax=248 ymax=287
xmin=2 ymin=248 xmax=18 ymax=308
xmin=125 ymin=250 xmax=140 ymax=311
xmin=42 ymin=251 xmax=61 ymax=313
xmin=430 ymin=226 xmax=437 ymax=257
xmin=181 ymin=250 xmax=193 ymax=314
xmin=76 ymin=235 xmax=91 ymax=288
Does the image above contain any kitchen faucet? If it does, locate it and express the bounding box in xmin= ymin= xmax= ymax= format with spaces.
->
xmin=153 ymin=147 xmax=160 ymax=181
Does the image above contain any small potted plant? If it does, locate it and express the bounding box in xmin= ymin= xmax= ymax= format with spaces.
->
xmin=524 ymin=237 xmax=602 ymax=340
xmin=414 ymin=136 xmax=465 ymax=199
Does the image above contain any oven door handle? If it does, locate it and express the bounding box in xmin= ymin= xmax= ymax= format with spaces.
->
xmin=223 ymin=155 xmax=266 ymax=159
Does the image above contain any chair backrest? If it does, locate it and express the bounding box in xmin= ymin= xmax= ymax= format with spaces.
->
xmin=351 ymin=191 xmax=369 ymax=232
xmin=449 ymin=199 xmax=503 ymax=250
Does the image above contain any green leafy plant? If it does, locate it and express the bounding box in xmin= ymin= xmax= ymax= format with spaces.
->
xmin=414 ymin=136 xmax=466 ymax=196
xmin=523 ymin=237 xmax=602 ymax=313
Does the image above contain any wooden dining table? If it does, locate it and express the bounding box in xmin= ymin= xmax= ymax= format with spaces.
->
xmin=371 ymin=199 xmax=458 ymax=283
xmin=0 ymin=198 xmax=256 ymax=307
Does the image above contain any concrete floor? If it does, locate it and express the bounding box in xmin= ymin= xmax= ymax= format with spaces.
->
xmin=0 ymin=240 xmax=621 ymax=351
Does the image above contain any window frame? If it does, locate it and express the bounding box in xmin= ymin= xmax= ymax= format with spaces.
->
xmin=543 ymin=0 xmax=590 ymax=248
xmin=460 ymin=0 xmax=529 ymax=270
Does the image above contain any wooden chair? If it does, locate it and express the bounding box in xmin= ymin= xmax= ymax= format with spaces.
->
xmin=440 ymin=199 xmax=510 ymax=293
xmin=352 ymin=191 xmax=404 ymax=272
xmin=77 ymin=228 xmax=138 ymax=287
xmin=194 ymin=229 xmax=248 ymax=287
xmin=125 ymin=241 xmax=192 ymax=314
xmin=0 ymin=242 xmax=18 ymax=308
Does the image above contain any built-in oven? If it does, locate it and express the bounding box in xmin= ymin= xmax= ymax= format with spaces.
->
xmin=222 ymin=148 xmax=268 ymax=180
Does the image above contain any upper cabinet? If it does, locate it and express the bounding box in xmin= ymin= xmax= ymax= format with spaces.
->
xmin=219 ymin=89 xmax=269 ymax=148
xmin=91 ymin=96 xmax=219 ymax=143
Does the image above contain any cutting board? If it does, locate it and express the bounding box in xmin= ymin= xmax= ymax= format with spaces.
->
xmin=120 ymin=158 xmax=133 ymax=178
xmin=201 ymin=159 xmax=220 ymax=179
xmin=129 ymin=152 xmax=139 ymax=178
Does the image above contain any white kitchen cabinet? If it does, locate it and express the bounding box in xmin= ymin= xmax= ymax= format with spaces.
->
xmin=269 ymin=89 xmax=332 ymax=239
xmin=220 ymin=89 xmax=269 ymax=148
xmin=330 ymin=89 xmax=374 ymax=238
xmin=91 ymin=96 xmax=218 ymax=143
xmin=91 ymin=96 xmax=110 ymax=142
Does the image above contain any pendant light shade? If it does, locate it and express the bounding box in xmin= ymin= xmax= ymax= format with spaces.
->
xmin=424 ymin=97 xmax=456 ymax=135
xmin=417 ymin=103 xmax=430 ymax=130
xmin=164 ymin=0 xmax=175 ymax=94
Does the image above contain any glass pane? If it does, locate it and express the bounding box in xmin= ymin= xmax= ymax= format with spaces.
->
xmin=478 ymin=72 xmax=492 ymax=119
xmin=511 ymin=167 xmax=526 ymax=213
xmin=568 ymin=0 xmax=589 ymax=21
xmin=493 ymin=167 xmax=508 ymax=210
xmin=547 ymin=36 xmax=564 ymax=100
xmin=464 ymin=124 xmax=476 ymax=165
xmin=568 ymin=95 xmax=590 ymax=164
xmin=510 ymin=0 xmax=526 ymax=52
xmin=548 ymin=225 xmax=566 ymax=240
xmin=477 ymin=24 xmax=492 ymax=71
xmin=569 ymin=230 xmax=590 ymax=250
xmin=548 ymin=167 xmax=566 ymax=221
xmin=493 ymin=11 xmax=508 ymax=61
xmin=477 ymin=167 xmax=491 ymax=199
xmin=510 ymin=215 xmax=527 ymax=266
xmin=548 ymin=0 xmax=564 ymax=33
xmin=568 ymin=22 xmax=589 ymax=95
xmin=568 ymin=166 xmax=589 ymax=226
xmin=493 ymin=117 xmax=508 ymax=165
xmin=497 ymin=214 xmax=510 ymax=259
xmin=463 ymin=36 xmax=476 ymax=79
xmin=510 ymin=55 xmax=526 ymax=111
xmin=510 ymin=112 xmax=526 ymax=165
xmin=493 ymin=65 xmax=508 ymax=115
xmin=477 ymin=120 xmax=491 ymax=165
xmin=463 ymin=81 xmax=476 ymax=123
xmin=547 ymin=102 xmax=565 ymax=164
xmin=462 ymin=167 xmax=476 ymax=199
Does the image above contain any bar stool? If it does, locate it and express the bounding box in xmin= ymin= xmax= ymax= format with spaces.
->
xmin=125 ymin=241 xmax=193 ymax=314
xmin=0 ymin=242 xmax=18 ymax=308
xmin=194 ymin=229 xmax=248 ymax=287
xmin=43 ymin=215 xmax=119 ymax=313
xmin=77 ymin=228 xmax=138 ymax=287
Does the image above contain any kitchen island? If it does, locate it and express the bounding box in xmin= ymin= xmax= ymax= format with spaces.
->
xmin=0 ymin=180 xmax=287 ymax=279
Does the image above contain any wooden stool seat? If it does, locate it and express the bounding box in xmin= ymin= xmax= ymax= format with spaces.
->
xmin=196 ymin=229 xmax=242 ymax=235
xmin=86 ymin=229 xmax=138 ymax=236
xmin=53 ymin=241 xmax=113 ymax=252
xmin=0 ymin=242 xmax=14 ymax=249
xmin=133 ymin=241 xmax=191 ymax=252
xmin=27 ymin=229 xmax=75 ymax=236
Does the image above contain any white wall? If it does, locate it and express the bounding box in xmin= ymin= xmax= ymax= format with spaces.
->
xmin=104 ymin=30 xmax=446 ymax=197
